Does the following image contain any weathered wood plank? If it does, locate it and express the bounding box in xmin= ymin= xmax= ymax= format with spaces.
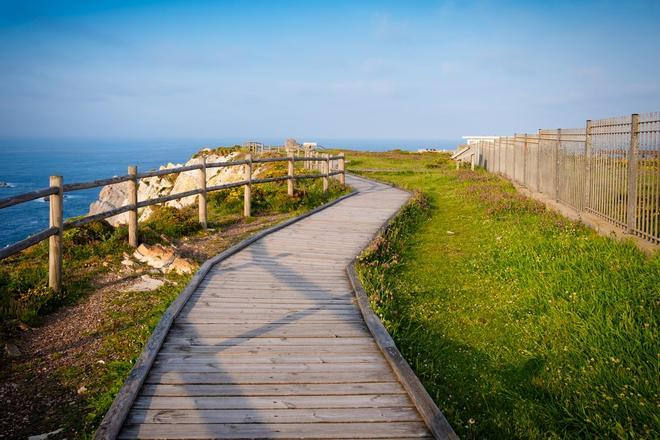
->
xmin=126 ymin=407 xmax=421 ymax=424
xmin=145 ymin=371 xmax=399 ymax=385
xmin=154 ymin=354 xmax=384 ymax=363
xmin=139 ymin=382 xmax=405 ymax=397
xmin=119 ymin=422 xmax=431 ymax=439
xmin=132 ymin=394 xmax=415 ymax=410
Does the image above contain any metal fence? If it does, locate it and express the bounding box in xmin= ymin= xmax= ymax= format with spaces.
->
xmin=461 ymin=112 xmax=660 ymax=245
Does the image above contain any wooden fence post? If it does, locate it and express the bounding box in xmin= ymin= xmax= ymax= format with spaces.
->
xmin=128 ymin=165 xmax=138 ymax=247
xmin=456 ymin=160 xmax=460 ymax=170
xmin=584 ymin=120 xmax=593 ymax=210
xmin=287 ymin=152 xmax=294 ymax=196
xmin=555 ymin=129 xmax=561 ymax=201
xmin=244 ymin=154 xmax=252 ymax=217
xmin=627 ymin=114 xmax=640 ymax=233
xmin=470 ymin=153 xmax=475 ymax=171
xmin=48 ymin=175 xmax=63 ymax=293
xmin=339 ymin=153 xmax=345 ymax=185
xmin=323 ymin=154 xmax=329 ymax=193
xmin=198 ymin=156 xmax=207 ymax=229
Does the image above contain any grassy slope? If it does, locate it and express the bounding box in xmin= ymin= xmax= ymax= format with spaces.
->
xmin=350 ymin=151 xmax=659 ymax=439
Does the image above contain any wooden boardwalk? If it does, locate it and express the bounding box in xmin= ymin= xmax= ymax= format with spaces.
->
xmin=116 ymin=176 xmax=443 ymax=439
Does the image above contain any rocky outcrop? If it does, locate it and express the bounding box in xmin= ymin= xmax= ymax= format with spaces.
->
xmin=132 ymin=243 xmax=195 ymax=275
xmin=89 ymin=151 xmax=260 ymax=226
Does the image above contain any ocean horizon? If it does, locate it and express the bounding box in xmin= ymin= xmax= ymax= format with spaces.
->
xmin=0 ymin=137 xmax=460 ymax=248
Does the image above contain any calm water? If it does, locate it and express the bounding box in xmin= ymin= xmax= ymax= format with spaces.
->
xmin=0 ymin=138 xmax=458 ymax=248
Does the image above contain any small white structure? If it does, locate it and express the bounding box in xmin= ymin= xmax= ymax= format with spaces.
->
xmin=302 ymin=142 xmax=318 ymax=149
xmin=417 ymin=148 xmax=453 ymax=153
xmin=462 ymin=136 xmax=498 ymax=145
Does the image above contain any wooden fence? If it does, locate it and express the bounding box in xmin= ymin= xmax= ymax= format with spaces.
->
xmin=456 ymin=112 xmax=660 ymax=245
xmin=0 ymin=153 xmax=346 ymax=292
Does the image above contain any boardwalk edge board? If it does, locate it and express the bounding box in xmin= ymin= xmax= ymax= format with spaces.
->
xmin=345 ymin=174 xmax=458 ymax=439
xmin=347 ymin=263 xmax=457 ymax=440
xmin=94 ymin=189 xmax=358 ymax=440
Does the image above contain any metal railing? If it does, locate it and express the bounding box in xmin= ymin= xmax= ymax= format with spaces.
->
xmin=0 ymin=153 xmax=347 ymax=292
xmin=458 ymin=112 xmax=659 ymax=245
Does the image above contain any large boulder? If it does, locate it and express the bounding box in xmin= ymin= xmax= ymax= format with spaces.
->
xmin=88 ymin=151 xmax=249 ymax=225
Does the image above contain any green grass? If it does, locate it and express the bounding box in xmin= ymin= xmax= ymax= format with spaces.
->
xmin=350 ymin=150 xmax=659 ymax=439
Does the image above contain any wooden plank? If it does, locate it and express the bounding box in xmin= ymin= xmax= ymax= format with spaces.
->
xmin=169 ymin=323 xmax=370 ymax=338
xmin=154 ymin=354 xmax=384 ymax=364
xmin=119 ymin=422 xmax=431 ymax=439
xmin=184 ymin=302 xmax=356 ymax=309
xmin=161 ymin=337 xmax=378 ymax=346
xmin=145 ymin=371 xmax=398 ymax=385
xmin=126 ymin=407 xmax=421 ymax=424
xmin=150 ymin=362 xmax=390 ymax=374
xmin=132 ymin=394 xmax=414 ymax=410
xmin=139 ymin=382 xmax=405 ymax=397
xmin=159 ymin=345 xmax=381 ymax=356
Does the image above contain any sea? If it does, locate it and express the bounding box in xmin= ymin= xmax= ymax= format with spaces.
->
xmin=0 ymin=137 xmax=459 ymax=248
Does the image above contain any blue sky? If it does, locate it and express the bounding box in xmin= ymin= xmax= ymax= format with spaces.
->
xmin=0 ymin=0 xmax=658 ymax=141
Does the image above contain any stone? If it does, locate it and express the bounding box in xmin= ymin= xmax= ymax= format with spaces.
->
xmin=28 ymin=428 xmax=64 ymax=440
xmin=126 ymin=275 xmax=164 ymax=292
xmin=133 ymin=244 xmax=175 ymax=269
xmin=4 ymin=342 xmax=21 ymax=358
xmin=88 ymin=151 xmax=247 ymax=224
xmin=77 ymin=385 xmax=87 ymax=394
xmin=163 ymin=257 xmax=196 ymax=275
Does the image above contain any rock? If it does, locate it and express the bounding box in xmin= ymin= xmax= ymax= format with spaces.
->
xmin=163 ymin=257 xmax=196 ymax=275
xmin=132 ymin=243 xmax=195 ymax=275
xmin=0 ymin=181 xmax=13 ymax=188
xmin=17 ymin=322 xmax=30 ymax=332
xmin=77 ymin=385 xmax=87 ymax=394
xmin=88 ymin=151 xmax=247 ymax=225
xmin=446 ymin=231 xmax=455 ymax=236
xmin=133 ymin=244 xmax=175 ymax=269
xmin=121 ymin=258 xmax=134 ymax=267
xmin=28 ymin=428 xmax=64 ymax=440
xmin=4 ymin=342 xmax=21 ymax=358
xmin=127 ymin=275 xmax=165 ymax=292
xmin=89 ymin=181 xmax=131 ymax=226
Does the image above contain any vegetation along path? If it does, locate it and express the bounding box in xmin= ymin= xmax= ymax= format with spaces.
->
xmin=99 ymin=175 xmax=452 ymax=439
xmin=348 ymin=150 xmax=658 ymax=439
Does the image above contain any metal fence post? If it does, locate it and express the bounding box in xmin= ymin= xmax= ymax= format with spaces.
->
xmin=244 ymin=154 xmax=252 ymax=217
xmin=627 ymin=114 xmax=640 ymax=233
xmin=287 ymin=152 xmax=294 ymax=196
xmin=128 ymin=165 xmax=138 ymax=247
xmin=198 ymin=156 xmax=207 ymax=229
xmin=584 ymin=120 xmax=593 ymax=210
xmin=523 ymin=133 xmax=529 ymax=187
xmin=48 ymin=175 xmax=63 ymax=293
xmin=536 ymin=129 xmax=541 ymax=192
xmin=555 ymin=129 xmax=561 ymax=201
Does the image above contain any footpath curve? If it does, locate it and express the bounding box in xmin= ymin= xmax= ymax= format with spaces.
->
xmin=98 ymin=174 xmax=456 ymax=439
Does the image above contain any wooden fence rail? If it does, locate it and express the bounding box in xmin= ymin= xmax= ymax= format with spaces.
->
xmin=0 ymin=153 xmax=346 ymax=293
